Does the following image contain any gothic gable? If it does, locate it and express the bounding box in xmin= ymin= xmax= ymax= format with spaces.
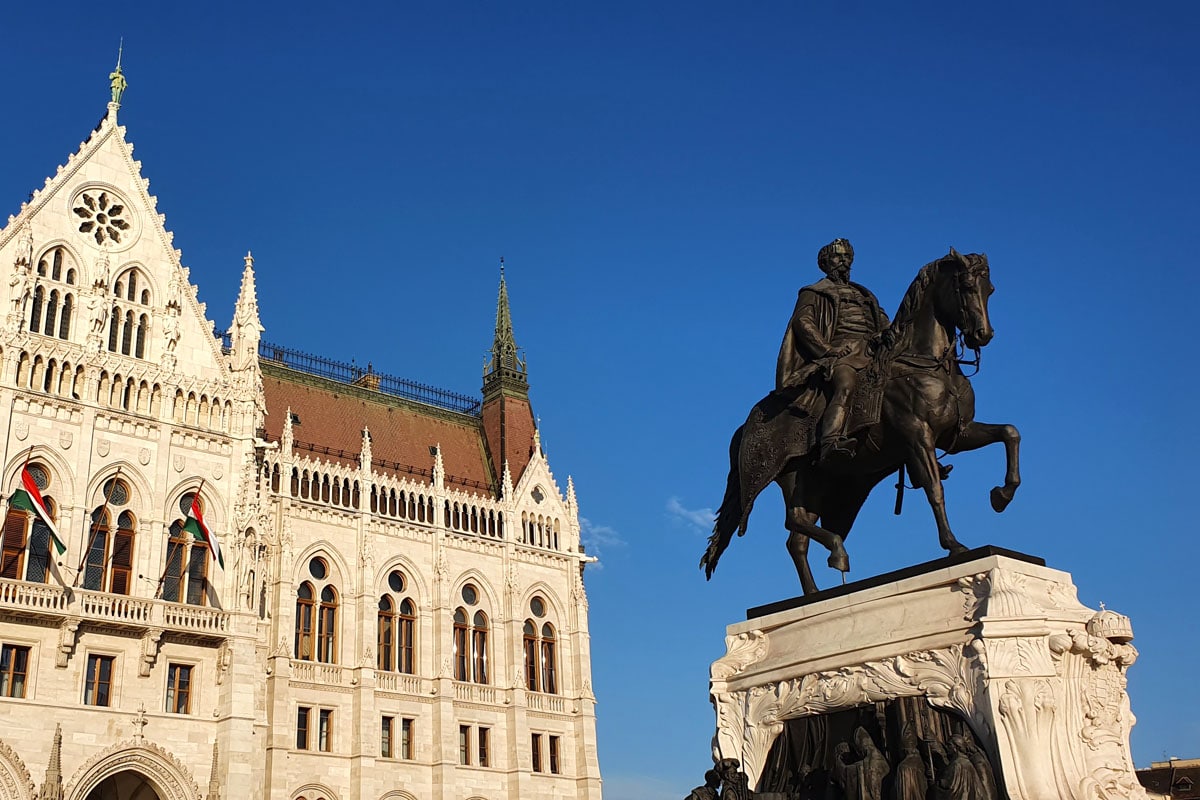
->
xmin=0 ymin=108 xmax=230 ymax=384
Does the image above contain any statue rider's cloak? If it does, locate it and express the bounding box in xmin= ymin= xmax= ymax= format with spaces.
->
xmin=775 ymin=276 xmax=889 ymax=394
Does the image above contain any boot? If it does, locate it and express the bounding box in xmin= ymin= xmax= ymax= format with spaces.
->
xmin=819 ymin=436 xmax=856 ymax=467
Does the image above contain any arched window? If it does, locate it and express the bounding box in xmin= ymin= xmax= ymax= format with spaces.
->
xmin=28 ymin=287 xmax=43 ymax=333
xmin=295 ymin=582 xmax=315 ymax=660
xmin=541 ymin=623 xmax=557 ymax=694
xmin=84 ymin=478 xmax=136 ymax=594
xmin=0 ymin=463 xmax=59 ymax=584
xmin=453 ymin=583 xmax=489 ymax=684
xmin=296 ymin=557 xmax=338 ymax=663
xmin=162 ymin=492 xmax=210 ymax=606
xmin=109 ymin=510 xmax=136 ymax=595
xmin=399 ymin=598 xmax=415 ymax=674
xmin=471 ymin=611 xmax=489 ymax=685
xmin=318 ymin=585 xmax=338 ymax=663
xmin=377 ymin=596 xmax=394 ymax=671
xmin=523 ymin=621 xmax=539 ymax=691
xmin=453 ymin=608 xmax=469 ymax=681
xmin=523 ymin=596 xmax=559 ymax=694
xmin=82 ymin=508 xmax=110 ymax=591
xmin=58 ymin=294 xmax=72 ymax=339
xmin=377 ymin=570 xmax=416 ymax=674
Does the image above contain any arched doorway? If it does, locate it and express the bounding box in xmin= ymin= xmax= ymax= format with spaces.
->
xmin=85 ymin=770 xmax=163 ymax=800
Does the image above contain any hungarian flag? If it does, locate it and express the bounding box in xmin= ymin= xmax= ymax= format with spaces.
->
xmin=11 ymin=465 xmax=65 ymax=555
xmin=183 ymin=494 xmax=224 ymax=569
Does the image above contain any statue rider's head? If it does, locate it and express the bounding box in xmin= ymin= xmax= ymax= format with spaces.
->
xmin=817 ymin=238 xmax=854 ymax=281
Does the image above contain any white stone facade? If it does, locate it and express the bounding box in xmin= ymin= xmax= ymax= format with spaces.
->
xmin=0 ymin=95 xmax=601 ymax=799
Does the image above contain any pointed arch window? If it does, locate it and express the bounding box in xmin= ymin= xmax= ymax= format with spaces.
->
xmin=377 ymin=596 xmax=395 ymax=671
xmin=453 ymin=583 xmax=489 ymax=684
xmin=471 ymin=611 xmax=489 ymax=685
xmin=161 ymin=491 xmax=210 ymax=606
xmin=523 ymin=596 xmax=559 ymax=694
xmin=453 ymin=608 xmax=469 ymax=681
xmin=295 ymin=582 xmax=315 ymax=660
xmin=27 ymin=249 xmax=77 ymax=342
xmin=377 ymin=569 xmax=416 ymax=674
xmin=296 ymin=557 xmax=338 ymax=663
xmin=318 ymin=586 xmax=338 ymax=663
xmin=0 ymin=464 xmax=59 ymax=584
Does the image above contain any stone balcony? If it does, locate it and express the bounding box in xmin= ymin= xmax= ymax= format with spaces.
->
xmin=0 ymin=577 xmax=230 ymax=640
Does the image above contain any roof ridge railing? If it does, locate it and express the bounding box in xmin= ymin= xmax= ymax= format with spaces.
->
xmin=220 ymin=333 xmax=482 ymax=416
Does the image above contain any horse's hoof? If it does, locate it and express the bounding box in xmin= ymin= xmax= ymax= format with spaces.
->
xmin=990 ymin=486 xmax=1012 ymax=513
xmin=945 ymin=542 xmax=969 ymax=555
xmin=828 ymin=551 xmax=850 ymax=573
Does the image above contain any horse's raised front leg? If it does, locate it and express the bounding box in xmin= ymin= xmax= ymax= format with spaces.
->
xmin=946 ymin=421 xmax=1021 ymax=512
xmin=777 ymin=469 xmax=846 ymax=594
xmin=902 ymin=421 xmax=968 ymax=555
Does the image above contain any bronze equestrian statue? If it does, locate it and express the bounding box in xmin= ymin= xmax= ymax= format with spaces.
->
xmin=701 ymin=240 xmax=1021 ymax=594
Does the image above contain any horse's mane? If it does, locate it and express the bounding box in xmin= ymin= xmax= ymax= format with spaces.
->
xmin=881 ymin=255 xmax=952 ymax=358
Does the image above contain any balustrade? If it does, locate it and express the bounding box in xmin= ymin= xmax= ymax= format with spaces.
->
xmin=0 ymin=578 xmax=229 ymax=636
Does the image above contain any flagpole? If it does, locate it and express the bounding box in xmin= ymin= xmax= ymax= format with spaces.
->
xmin=0 ymin=447 xmax=34 ymax=578
xmin=154 ymin=479 xmax=205 ymax=600
xmin=72 ymin=466 xmax=122 ymax=589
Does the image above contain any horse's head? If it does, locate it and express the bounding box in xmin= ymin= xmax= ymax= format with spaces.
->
xmin=944 ymin=248 xmax=994 ymax=349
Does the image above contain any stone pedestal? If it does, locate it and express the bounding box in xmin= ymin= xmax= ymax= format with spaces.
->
xmin=709 ymin=547 xmax=1148 ymax=800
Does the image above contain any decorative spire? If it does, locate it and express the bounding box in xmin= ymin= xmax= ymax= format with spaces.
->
xmin=566 ymin=475 xmax=577 ymax=510
xmin=205 ymin=741 xmax=221 ymax=800
xmin=281 ymin=406 xmax=294 ymax=457
xmin=483 ymin=259 xmax=528 ymax=399
xmin=360 ymin=427 xmax=372 ymax=472
xmin=108 ymin=40 xmax=127 ymax=113
xmin=38 ymin=725 xmax=64 ymax=800
xmin=501 ymin=459 xmax=514 ymax=500
xmin=432 ymin=444 xmax=445 ymax=490
xmin=230 ymin=251 xmax=264 ymax=371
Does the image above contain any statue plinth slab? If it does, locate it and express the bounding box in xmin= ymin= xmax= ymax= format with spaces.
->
xmin=709 ymin=548 xmax=1147 ymax=800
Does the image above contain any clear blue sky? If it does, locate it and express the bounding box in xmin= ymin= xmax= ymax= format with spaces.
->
xmin=4 ymin=3 xmax=1199 ymax=797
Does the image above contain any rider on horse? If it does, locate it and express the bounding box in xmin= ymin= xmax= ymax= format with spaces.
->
xmin=776 ymin=238 xmax=892 ymax=466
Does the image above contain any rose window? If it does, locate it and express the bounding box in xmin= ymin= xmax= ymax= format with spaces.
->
xmin=72 ymin=190 xmax=131 ymax=245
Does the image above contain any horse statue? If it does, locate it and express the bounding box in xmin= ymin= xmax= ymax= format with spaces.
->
xmin=700 ymin=250 xmax=1021 ymax=595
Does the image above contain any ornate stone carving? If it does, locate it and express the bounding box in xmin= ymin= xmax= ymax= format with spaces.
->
xmin=64 ymin=739 xmax=202 ymax=800
xmin=713 ymin=562 xmax=1149 ymax=799
xmin=710 ymin=631 xmax=768 ymax=682
xmin=96 ymin=438 xmax=110 ymax=457
xmin=138 ymin=628 xmax=163 ymax=677
xmin=0 ymin=736 xmax=35 ymax=800
xmin=215 ymin=640 xmax=231 ymax=685
xmin=55 ymin=617 xmax=80 ymax=668
xmin=717 ymin=643 xmax=988 ymax=784
xmin=130 ymin=703 xmax=148 ymax=740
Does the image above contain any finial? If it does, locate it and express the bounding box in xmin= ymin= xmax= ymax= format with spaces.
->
xmin=244 ymin=250 xmax=253 ymax=268
xmin=500 ymin=256 xmax=505 ymax=278
xmin=109 ymin=40 xmax=128 ymax=107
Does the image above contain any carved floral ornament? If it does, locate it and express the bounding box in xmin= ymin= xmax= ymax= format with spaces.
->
xmin=711 ymin=590 xmax=1148 ymax=798
xmin=712 ymin=642 xmax=988 ymax=786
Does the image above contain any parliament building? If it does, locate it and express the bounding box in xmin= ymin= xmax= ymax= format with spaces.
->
xmin=0 ymin=68 xmax=602 ymax=800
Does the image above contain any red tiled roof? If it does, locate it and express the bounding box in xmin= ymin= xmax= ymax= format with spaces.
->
xmin=481 ymin=395 xmax=537 ymax=484
xmin=262 ymin=365 xmax=495 ymax=495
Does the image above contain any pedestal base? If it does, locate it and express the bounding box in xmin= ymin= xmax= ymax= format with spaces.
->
xmin=708 ymin=548 xmax=1147 ymax=800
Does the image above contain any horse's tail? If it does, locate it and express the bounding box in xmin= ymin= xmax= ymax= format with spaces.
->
xmin=701 ymin=425 xmax=749 ymax=580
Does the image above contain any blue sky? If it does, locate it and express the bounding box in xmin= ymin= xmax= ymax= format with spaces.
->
xmin=3 ymin=3 xmax=1199 ymax=797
